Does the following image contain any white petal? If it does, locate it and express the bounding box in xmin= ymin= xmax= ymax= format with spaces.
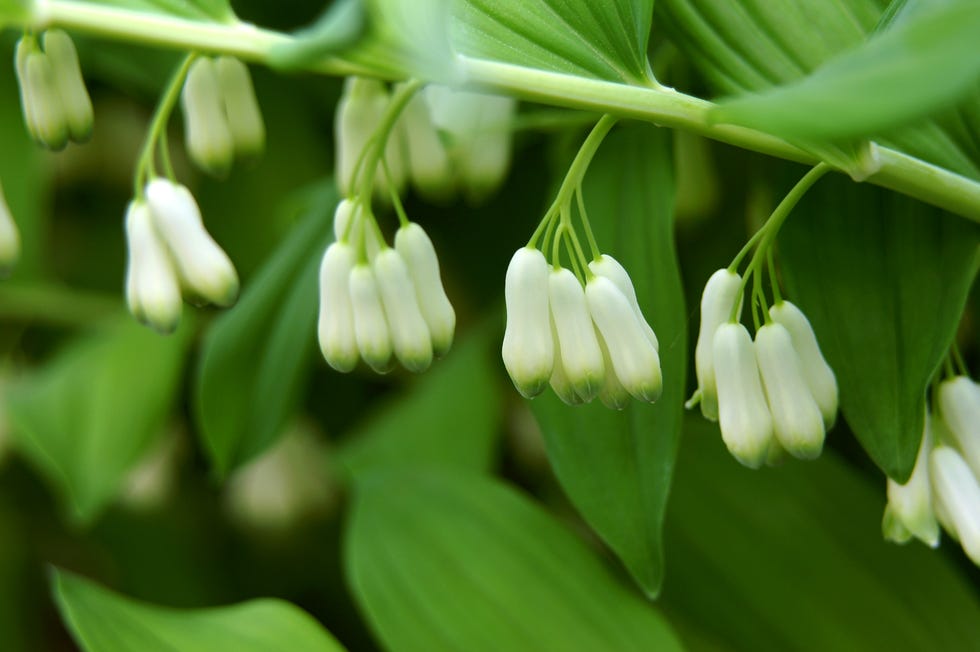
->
xmin=588 ymin=254 xmax=658 ymax=351
xmin=42 ymin=30 xmax=93 ymax=143
xmin=182 ymin=57 xmax=233 ymax=177
xmin=884 ymin=412 xmax=939 ymax=547
xmin=549 ymin=268 xmax=604 ymax=402
xmin=0 ymin=181 xmax=20 ymax=274
xmin=586 ymin=276 xmax=662 ymax=403
xmin=396 ymin=85 xmax=452 ymax=201
xmin=15 ymin=37 xmax=40 ymax=141
xmin=596 ymin=333 xmax=629 ymax=410
xmin=215 ymin=56 xmax=265 ymax=159
xmin=124 ymin=201 xmax=182 ymax=333
xmin=713 ymin=323 xmax=773 ymax=468
xmin=502 ymin=248 xmax=553 ymax=398
xmin=938 ymin=376 xmax=980 ymax=478
xmin=374 ymin=249 xmax=433 ymax=373
xmin=25 ymin=51 xmax=68 ymax=151
xmin=317 ymin=242 xmax=358 ymax=372
xmin=349 ymin=263 xmax=392 ymax=374
xmin=145 ymin=179 xmax=239 ymax=306
xmin=549 ymin=312 xmax=583 ymax=406
xmin=755 ymin=323 xmax=825 ymax=459
xmin=930 ymin=446 xmax=980 ymax=567
xmin=769 ymin=300 xmax=838 ymax=427
xmin=395 ymin=222 xmax=455 ymax=357
xmin=694 ymin=269 xmax=742 ymax=421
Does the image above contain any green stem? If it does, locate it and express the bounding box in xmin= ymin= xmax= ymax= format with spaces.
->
xmin=767 ymin=245 xmax=782 ymax=304
xmin=950 ymin=343 xmax=969 ymax=377
xmin=575 ymin=188 xmax=601 ymax=260
xmin=357 ymin=79 xmax=423 ymax=204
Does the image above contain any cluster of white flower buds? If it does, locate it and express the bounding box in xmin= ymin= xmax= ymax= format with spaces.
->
xmin=884 ymin=375 xmax=980 ymax=566
xmin=14 ymin=30 xmax=93 ymax=150
xmin=181 ymin=56 xmax=265 ymax=177
xmin=691 ymin=269 xmax=838 ymax=468
xmin=124 ymin=178 xmax=238 ymax=333
xmin=503 ymin=248 xmax=662 ymax=409
xmin=335 ymin=77 xmax=515 ymax=204
xmin=318 ymin=199 xmax=455 ymax=374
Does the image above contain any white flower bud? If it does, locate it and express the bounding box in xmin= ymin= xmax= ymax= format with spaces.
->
xmin=588 ymin=254 xmax=658 ymax=351
xmin=42 ymin=30 xmax=93 ymax=143
xmin=549 ymin=314 xmax=584 ymax=406
xmin=586 ymin=275 xmax=662 ymax=403
xmin=883 ymin=413 xmax=939 ymax=547
xmin=182 ymin=57 xmax=234 ymax=177
xmin=938 ymin=376 xmax=980 ymax=479
xmin=596 ymin=333 xmax=630 ymax=410
xmin=396 ymin=85 xmax=452 ymax=201
xmin=755 ymin=322 xmax=825 ymax=459
xmin=318 ymin=242 xmax=358 ymax=373
xmin=349 ymin=263 xmax=392 ymax=374
xmin=215 ymin=56 xmax=265 ymax=160
xmin=124 ymin=200 xmax=182 ymax=334
xmin=144 ymin=179 xmax=238 ymax=307
xmin=0 ymin=181 xmax=20 ymax=275
xmin=14 ymin=37 xmax=40 ymax=141
xmin=25 ymin=51 xmax=69 ymax=151
xmin=713 ymin=323 xmax=773 ymax=468
xmin=374 ymin=249 xmax=433 ymax=373
xmin=549 ymin=267 xmax=604 ymax=403
xmin=395 ymin=222 xmax=455 ymax=357
xmin=769 ymin=300 xmax=838 ymax=427
xmin=333 ymin=198 xmax=358 ymax=243
xmin=335 ymin=78 xmax=406 ymax=200
xmin=502 ymin=248 xmax=553 ymax=398
xmin=692 ymin=269 xmax=742 ymax=421
xmin=930 ymin=445 xmax=980 ymax=566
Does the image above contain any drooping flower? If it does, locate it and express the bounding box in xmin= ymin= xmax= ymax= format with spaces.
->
xmin=938 ymin=375 xmax=980 ymax=478
xmin=754 ymin=322 xmax=825 ymax=459
xmin=22 ymin=47 xmax=69 ymax=150
xmin=317 ymin=242 xmax=358 ymax=373
xmin=349 ymin=263 xmax=392 ymax=374
xmin=549 ymin=267 xmax=604 ymax=403
xmin=395 ymin=85 xmax=452 ymax=202
xmin=335 ymin=77 xmax=406 ymax=199
xmin=373 ymin=248 xmax=433 ymax=373
xmin=502 ymin=248 xmax=553 ymax=398
xmin=713 ymin=322 xmax=773 ymax=468
xmin=691 ymin=269 xmax=742 ymax=421
xmin=124 ymin=200 xmax=182 ymax=334
xmin=930 ymin=445 xmax=980 ymax=566
xmin=182 ymin=57 xmax=234 ymax=177
xmin=588 ymin=254 xmax=658 ymax=351
xmin=42 ymin=29 xmax=93 ymax=143
xmin=769 ymin=300 xmax=838 ymax=427
xmin=214 ymin=56 xmax=265 ymax=160
xmin=395 ymin=222 xmax=455 ymax=357
xmin=883 ymin=413 xmax=940 ymax=547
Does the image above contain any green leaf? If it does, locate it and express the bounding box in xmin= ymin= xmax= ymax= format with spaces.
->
xmin=778 ymin=175 xmax=980 ymax=481
xmin=451 ymin=0 xmax=655 ymax=85
xmin=661 ymin=418 xmax=980 ymax=651
xmin=335 ymin=321 xmax=501 ymax=482
xmin=6 ymin=316 xmax=190 ymax=524
xmin=530 ymin=123 xmax=686 ymax=597
xmin=73 ymin=0 xmax=235 ymax=23
xmin=195 ymin=184 xmax=337 ymax=477
xmin=345 ymin=469 xmax=684 ymax=652
xmin=711 ymin=1 xmax=980 ymax=141
xmin=52 ymin=568 xmax=348 ymax=652
xmin=268 ymin=0 xmax=367 ymax=70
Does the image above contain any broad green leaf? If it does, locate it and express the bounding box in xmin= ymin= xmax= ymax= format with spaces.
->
xmin=195 ymin=184 xmax=336 ymax=477
xmin=52 ymin=568 xmax=348 ymax=652
xmin=778 ymin=175 xmax=980 ymax=481
xmin=335 ymin=321 xmax=501 ymax=482
xmin=451 ymin=0 xmax=655 ymax=85
xmin=530 ymin=123 xmax=686 ymax=597
xmin=6 ymin=316 xmax=190 ymax=524
xmin=268 ymin=0 xmax=367 ymax=70
xmin=345 ymin=469 xmax=684 ymax=652
xmin=661 ymin=418 xmax=980 ymax=651
xmin=711 ymin=1 xmax=980 ymax=142
xmin=71 ymin=0 xmax=235 ymax=23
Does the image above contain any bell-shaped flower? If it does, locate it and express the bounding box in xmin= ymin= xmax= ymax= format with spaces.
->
xmin=883 ymin=413 xmax=939 ymax=547
xmin=144 ymin=178 xmax=238 ymax=307
xmin=713 ymin=322 xmax=773 ymax=468
xmin=0 ymin=181 xmax=20 ymax=275
xmin=349 ymin=263 xmax=392 ymax=374
xmin=182 ymin=57 xmax=234 ymax=177
xmin=930 ymin=445 xmax=980 ymax=567
xmin=769 ymin=300 xmax=838 ymax=427
xmin=586 ymin=275 xmax=662 ymax=403
xmin=24 ymin=49 xmax=69 ymax=150
xmin=317 ymin=242 xmax=358 ymax=373
xmin=373 ymin=248 xmax=433 ymax=373
xmin=938 ymin=376 xmax=980 ymax=479
xmin=335 ymin=77 xmax=406 ymax=199
xmin=396 ymin=85 xmax=452 ymax=202
xmin=755 ymin=322 xmax=825 ymax=459
xmin=596 ymin=332 xmax=630 ymax=410
xmin=215 ymin=56 xmax=265 ymax=160
xmin=15 ymin=37 xmax=40 ymax=142
xmin=549 ymin=267 xmax=604 ymax=403
xmin=43 ymin=30 xmax=93 ymax=143
xmin=588 ymin=254 xmax=658 ymax=351
xmin=502 ymin=248 xmax=553 ymax=398
xmin=692 ymin=269 xmax=742 ymax=421
xmin=549 ymin=314 xmax=584 ymax=406
xmin=124 ymin=200 xmax=182 ymax=334
xmin=395 ymin=222 xmax=455 ymax=357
